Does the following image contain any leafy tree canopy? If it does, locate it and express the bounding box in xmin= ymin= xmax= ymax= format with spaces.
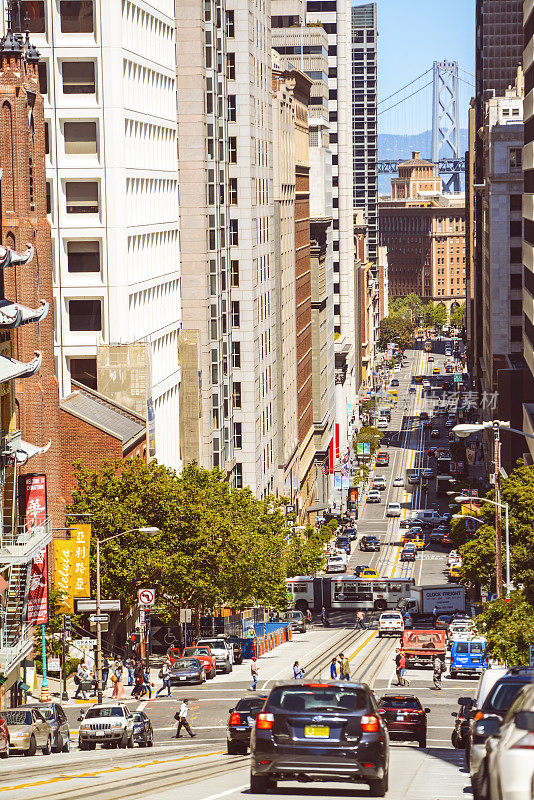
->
xmin=476 ymin=592 xmax=534 ymax=665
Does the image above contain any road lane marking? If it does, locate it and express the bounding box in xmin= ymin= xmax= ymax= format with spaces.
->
xmin=347 ymin=631 xmax=376 ymax=663
xmin=199 ymin=786 xmax=248 ymax=800
xmin=260 ymin=628 xmax=347 ymax=688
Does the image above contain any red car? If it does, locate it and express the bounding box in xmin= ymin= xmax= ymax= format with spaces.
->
xmin=0 ymin=714 xmax=9 ymax=758
xmin=376 ymin=451 xmax=389 ymax=466
xmin=182 ymin=646 xmax=217 ymax=679
xmin=377 ymin=694 xmax=429 ymax=748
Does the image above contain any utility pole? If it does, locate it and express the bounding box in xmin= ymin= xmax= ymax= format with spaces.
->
xmin=96 ymin=537 xmax=103 ymax=704
xmin=493 ymin=422 xmax=503 ymax=599
xmin=61 ymin=615 xmax=69 ymax=702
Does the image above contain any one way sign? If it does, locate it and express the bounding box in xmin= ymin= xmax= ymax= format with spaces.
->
xmin=138 ymin=588 xmax=156 ymax=606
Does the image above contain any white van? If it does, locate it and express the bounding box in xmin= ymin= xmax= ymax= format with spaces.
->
xmin=409 ymin=509 xmax=442 ymax=525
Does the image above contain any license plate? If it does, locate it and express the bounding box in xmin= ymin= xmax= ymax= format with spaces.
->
xmin=304 ymin=725 xmax=329 ymax=738
xmin=179 ymin=676 xmax=187 ymax=681
xmin=247 ymin=716 xmax=254 ymax=726
xmin=396 ymin=714 xmax=405 ymax=721
xmin=95 ymin=731 xmax=107 ymax=736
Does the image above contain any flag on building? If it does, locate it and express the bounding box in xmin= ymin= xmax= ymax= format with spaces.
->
xmin=339 ymin=464 xmax=349 ymax=478
xmin=320 ymin=457 xmax=329 ymax=475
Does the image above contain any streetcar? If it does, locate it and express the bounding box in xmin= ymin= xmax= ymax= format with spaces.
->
xmin=286 ymin=575 xmax=415 ymax=613
xmin=424 ymin=339 xmax=433 ymax=353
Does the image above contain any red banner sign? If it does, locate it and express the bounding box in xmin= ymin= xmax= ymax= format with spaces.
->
xmin=23 ymin=475 xmax=48 ymax=625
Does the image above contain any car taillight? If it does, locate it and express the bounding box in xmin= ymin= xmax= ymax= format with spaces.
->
xmin=229 ymin=712 xmax=241 ymax=726
xmin=256 ymin=713 xmax=274 ymax=730
xmin=511 ymin=733 xmax=534 ymax=749
xmin=361 ymin=715 xmax=380 ymax=733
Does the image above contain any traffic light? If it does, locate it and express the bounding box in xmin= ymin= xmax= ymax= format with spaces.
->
xmin=63 ymin=615 xmax=71 ymax=632
xmin=130 ymin=632 xmax=141 ymax=644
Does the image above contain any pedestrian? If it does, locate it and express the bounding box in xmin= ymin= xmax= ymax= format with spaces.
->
xmin=101 ymin=655 xmax=109 ymax=690
xmin=74 ymin=660 xmax=88 ymax=700
xmin=174 ymin=699 xmax=196 ymax=738
xmin=125 ymin=656 xmax=135 ymax=686
xmin=399 ymin=650 xmax=409 ymax=686
xmin=330 ymin=657 xmax=338 ymax=679
xmin=131 ymin=660 xmax=144 ymax=699
xmin=250 ymin=657 xmax=259 ymax=691
xmin=293 ymin=661 xmax=305 ymax=679
xmin=111 ymin=662 xmax=126 ymax=700
xmin=433 ymin=655 xmax=445 ymax=690
xmin=356 ymin=610 xmax=366 ymax=630
xmin=338 ymin=653 xmax=350 ymax=681
xmin=156 ymin=659 xmax=172 ymax=697
xmin=114 ymin=656 xmax=124 ymax=684
xmin=394 ymin=648 xmax=402 ymax=686
xmin=321 ymin=606 xmax=329 ymax=627
xmin=432 ymin=605 xmax=438 ymax=625
xmin=306 ymin=609 xmax=312 ymax=627
xmin=140 ymin=666 xmax=153 ymax=699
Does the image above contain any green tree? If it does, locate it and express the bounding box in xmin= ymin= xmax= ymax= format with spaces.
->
xmin=353 ymin=425 xmax=382 ymax=457
xmin=423 ymin=301 xmax=448 ymax=328
xmin=450 ymin=303 xmax=466 ymax=330
xmin=476 ymin=592 xmax=534 ymax=665
xmin=378 ymin=316 xmax=415 ymax=351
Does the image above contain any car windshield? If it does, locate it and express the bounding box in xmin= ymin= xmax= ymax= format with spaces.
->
xmin=379 ymin=697 xmax=421 ymax=710
xmin=172 ymin=660 xmax=200 ymax=670
xmin=198 ymin=641 xmax=223 ymax=650
xmin=133 ymin=712 xmax=145 ymax=722
xmin=268 ymin=685 xmax=368 ymax=713
xmin=184 ymin=648 xmax=210 ymax=656
xmin=0 ymin=710 xmax=32 ymax=725
xmin=486 ymin=682 xmax=530 ymax=713
xmin=84 ymin=708 xmax=124 ymax=719
xmin=381 ymin=614 xmax=401 ymax=620
xmin=235 ymin=698 xmax=267 ymax=713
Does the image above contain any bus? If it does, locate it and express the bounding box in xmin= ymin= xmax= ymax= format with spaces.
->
xmin=286 ymin=576 xmax=415 ymax=613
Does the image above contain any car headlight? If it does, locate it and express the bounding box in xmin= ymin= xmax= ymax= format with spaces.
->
xmin=111 ymin=721 xmax=123 ymax=729
xmin=12 ymin=731 xmax=30 ymax=739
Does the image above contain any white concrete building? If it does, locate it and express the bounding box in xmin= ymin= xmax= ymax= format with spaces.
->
xmin=15 ymin=0 xmax=182 ymax=470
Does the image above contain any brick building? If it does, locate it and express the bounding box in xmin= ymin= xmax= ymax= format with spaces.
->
xmin=380 ymin=152 xmax=466 ymax=309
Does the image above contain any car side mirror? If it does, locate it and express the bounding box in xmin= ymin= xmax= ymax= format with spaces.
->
xmin=474 ymin=716 xmax=501 ymax=739
xmin=229 ymin=708 xmax=234 ymax=714
xmin=451 ymin=712 xmax=457 ymax=718
xmin=424 ymin=708 xmax=431 ymax=714
xmin=458 ymin=697 xmax=472 ymax=707
xmin=77 ymin=716 xmax=84 ymax=722
xmin=515 ymin=711 xmax=534 ymax=731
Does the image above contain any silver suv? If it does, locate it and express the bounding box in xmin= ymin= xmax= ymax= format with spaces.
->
xmin=78 ymin=703 xmax=134 ymax=750
xmin=196 ymin=637 xmax=233 ymax=673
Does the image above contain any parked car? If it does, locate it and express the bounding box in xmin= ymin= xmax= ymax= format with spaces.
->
xmin=360 ymin=535 xmax=381 ymax=552
xmin=227 ymin=635 xmax=244 ymax=665
xmin=250 ymin=680 xmax=390 ymax=795
xmin=227 ymin=695 xmax=268 ymax=754
xmin=170 ymin=658 xmax=206 ymax=685
xmin=132 ymin=711 xmax=154 ymax=747
xmin=18 ymin=703 xmax=70 ymax=753
xmin=77 ymin=703 xmax=134 ymax=750
xmin=478 ymin=683 xmax=534 ymax=800
xmin=0 ymin=714 xmax=9 ymax=759
xmin=377 ymin=694 xmax=430 ymax=748
xmin=280 ymin=610 xmax=307 ymax=634
xmin=196 ymin=637 xmax=233 ymax=673
xmin=182 ymin=646 xmax=217 ymax=678
xmin=0 ymin=708 xmax=52 ymax=756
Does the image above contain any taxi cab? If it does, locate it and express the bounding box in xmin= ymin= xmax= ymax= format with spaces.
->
xmin=432 ymin=367 xmax=440 ymax=375
xmin=449 ymin=564 xmax=461 ymax=581
xmin=360 ymin=568 xmax=380 ymax=578
xmin=412 ymin=538 xmax=426 ymax=551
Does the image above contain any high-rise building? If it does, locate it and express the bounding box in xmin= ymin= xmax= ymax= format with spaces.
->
xmin=177 ymin=0 xmax=277 ymax=497
xmin=469 ymin=0 xmax=523 ymax=388
xmin=12 ymin=0 xmax=182 ymax=470
xmin=380 ymin=153 xmax=466 ymax=307
xmin=351 ymin=3 xmax=377 ymax=266
xmin=522 ymin=0 xmax=534 ymax=458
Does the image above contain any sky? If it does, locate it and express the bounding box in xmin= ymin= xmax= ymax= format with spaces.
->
xmin=374 ymin=0 xmax=476 ymax=135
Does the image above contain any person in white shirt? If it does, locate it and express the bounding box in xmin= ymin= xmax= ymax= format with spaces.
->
xmin=174 ymin=699 xmax=196 ymax=738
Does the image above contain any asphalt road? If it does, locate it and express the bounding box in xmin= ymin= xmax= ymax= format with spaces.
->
xmin=0 ymin=342 xmax=477 ymax=800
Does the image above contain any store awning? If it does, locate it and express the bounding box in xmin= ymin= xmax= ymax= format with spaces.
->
xmin=0 ymin=299 xmax=48 ymax=329
xmin=0 ymin=351 xmax=42 ymax=382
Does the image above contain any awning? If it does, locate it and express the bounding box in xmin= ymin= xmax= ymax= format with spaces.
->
xmin=0 ymin=351 xmax=41 ymax=382
xmin=0 ymin=299 xmax=48 ymax=329
xmin=10 ymin=439 xmax=51 ymax=465
xmin=307 ymin=501 xmax=329 ymax=512
xmin=0 ymin=243 xmax=34 ymax=269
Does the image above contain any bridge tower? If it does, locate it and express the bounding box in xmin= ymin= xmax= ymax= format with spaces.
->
xmin=432 ymin=60 xmax=460 ymax=192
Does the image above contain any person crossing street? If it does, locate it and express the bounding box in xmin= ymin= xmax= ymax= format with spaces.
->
xmin=433 ymin=655 xmax=445 ymax=690
xmin=174 ymin=699 xmax=196 ymax=738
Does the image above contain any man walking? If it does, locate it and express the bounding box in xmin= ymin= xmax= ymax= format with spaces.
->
xmin=394 ymin=648 xmax=402 ymax=686
xmin=156 ymin=659 xmax=172 ymax=697
xmin=432 ymin=605 xmax=438 ymax=625
xmin=338 ymin=653 xmax=350 ymax=681
xmin=356 ymin=610 xmax=366 ymax=630
xmin=74 ymin=660 xmax=88 ymax=700
xmin=174 ymin=699 xmax=196 ymax=738
xmin=101 ymin=655 xmax=109 ymax=691
xmin=132 ymin=660 xmax=144 ymax=700
xmin=399 ymin=650 xmax=409 ymax=686
xmin=330 ymin=657 xmax=338 ymax=679
xmin=250 ymin=657 xmax=259 ymax=691
xmin=433 ymin=655 xmax=444 ymax=690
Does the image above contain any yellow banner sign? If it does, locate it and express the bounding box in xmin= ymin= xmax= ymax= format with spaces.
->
xmin=54 ymin=540 xmax=75 ymax=613
xmin=53 ymin=524 xmax=91 ymax=611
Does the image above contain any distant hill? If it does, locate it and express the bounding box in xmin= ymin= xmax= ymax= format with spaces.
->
xmin=378 ymin=129 xmax=468 ymax=194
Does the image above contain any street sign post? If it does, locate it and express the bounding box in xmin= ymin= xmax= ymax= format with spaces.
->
xmin=89 ymin=613 xmax=110 ymax=624
xmin=76 ymin=599 xmax=121 ymax=612
xmin=454 ymin=374 xmax=462 ymax=383
xmin=138 ymin=588 xmax=156 ymax=606
xmin=529 ymin=645 xmax=534 ymax=668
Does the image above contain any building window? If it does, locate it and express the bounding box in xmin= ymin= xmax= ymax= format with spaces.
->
xmin=232 ymin=381 xmax=241 ymax=408
xmin=226 ymin=9 xmax=234 ymax=37
xmin=229 ymin=219 xmax=238 ymax=246
xmin=21 ymin=0 xmax=45 ymax=32
xmin=228 ymin=94 xmax=236 ymax=122
xmin=231 ymin=341 xmax=241 ymax=368
xmin=510 ymin=194 xmax=522 ymax=212
xmin=46 ymin=181 xmax=51 ymax=214
xmin=64 ymin=121 xmax=97 ymax=155
xmin=230 ymin=259 xmax=239 ymax=287
xmin=62 ymin=61 xmax=96 ymax=94
xmin=231 ymin=300 xmax=240 ymax=327
xmin=510 ymin=273 xmax=522 ymax=290
xmin=229 ymin=178 xmax=238 ymax=205
xmin=509 ymin=148 xmax=522 ymax=170
xmin=233 ymin=421 xmax=242 ymax=449
xmin=67 ymin=240 xmax=100 ymax=272
xmin=69 ymin=357 xmax=97 ymax=390
xmin=510 ymin=246 xmax=522 ymax=264
xmin=44 ymin=122 xmax=50 ymax=155
xmin=511 ymin=299 xmax=522 ymax=316
xmin=65 ymin=181 xmax=99 ymax=213
xmin=226 ymin=52 xmax=235 ymax=80
xmin=38 ymin=61 xmax=48 ymax=95
xmin=510 ymin=325 xmax=522 ymax=342
xmin=509 ymin=220 xmax=522 ymax=238
xmin=228 ymin=137 xmax=237 ymax=163
xmin=68 ymin=299 xmax=102 ymax=331
xmin=60 ymin=0 xmax=94 ymax=33
xmin=234 ymin=462 xmax=243 ymax=488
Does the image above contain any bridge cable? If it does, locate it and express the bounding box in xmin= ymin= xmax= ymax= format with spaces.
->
xmin=378 ymin=68 xmax=432 ymax=106
xmin=378 ymin=81 xmax=433 ymax=117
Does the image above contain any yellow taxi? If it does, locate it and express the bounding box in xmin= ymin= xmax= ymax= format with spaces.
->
xmin=412 ymin=538 xmax=426 ymax=551
xmin=360 ymin=568 xmax=380 ymax=578
xmin=388 ymin=389 xmax=398 ymax=398
xmin=432 ymin=367 xmax=440 ymax=374
xmin=449 ymin=565 xmax=462 ymax=581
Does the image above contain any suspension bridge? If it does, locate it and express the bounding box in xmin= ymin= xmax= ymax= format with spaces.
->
xmin=378 ymin=60 xmax=475 ymax=192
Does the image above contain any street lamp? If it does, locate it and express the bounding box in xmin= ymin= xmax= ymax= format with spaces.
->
xmin=454 ymin=496 xmax=510 ymax=598
xmin=95 ymin=527 xmax=160 ymax=704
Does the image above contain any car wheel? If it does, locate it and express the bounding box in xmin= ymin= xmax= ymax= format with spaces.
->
xmin=0 ymin=740 xmax=9 ymax=759
xmin=450 ymin=670 xmax=457 ymax=679
xmin=225 ymin=662 xmax=232 ymax=674
xmin=147 ymin=733 xmax=154 ymax=747
xmin=52 ymin=734 xmax=63 ymax=754
xmin=127 ymin=734 xmax=134 ymax=748
xmin=227 ymin=740 xmax=239 ymax=754
xmin=451 ymin=730 xmax=459 ymax=748
xmin=120 ymin=732 xmax=129 ymax=749
xmin=25 ymin=735 xmax=37 ymax=757
xmin=250 ymin=772 xmax=275 ymax=794
xmin=378 ymin=632 xmax=382 ymax=638
xmin=42 ymin=735 xmax=52 ymax=756
xmin=368 ymin=771 xmax=388 ymax=797
xmin=62 ymin=736 xmax=71 ymax=753
xmin=418 ymin=736 xmax=427 ymax=748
